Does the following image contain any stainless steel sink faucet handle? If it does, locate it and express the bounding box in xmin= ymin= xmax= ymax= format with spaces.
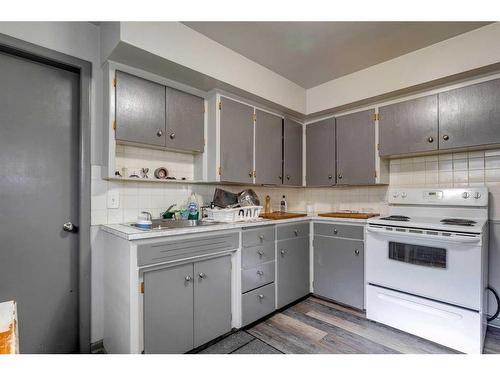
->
xmin=141 ymin=211 xmax=153 ymax=221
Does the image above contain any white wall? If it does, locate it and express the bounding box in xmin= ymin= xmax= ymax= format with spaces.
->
xmin=306 ymin=22 xmax=500 ymax=114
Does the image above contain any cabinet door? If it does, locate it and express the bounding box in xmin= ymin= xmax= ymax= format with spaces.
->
xmin=219 ymin=97 xmax=254 ymax=183
xmin=255 ymin=109 xmax=283 ymax=185
xmin=439 ymin=79 xmax=500 ymax=150
xmin=143 ymin=263 xmax=194 ymax=353
xmin=193 ymin=255 xmax=232 ymax=348
xmin=313 ymin=236 xmax=364 ymax=310
xmin=165 ymin=86 xmax=205 ymax=152
xmin=277 ymin=237 xmax=310 ymax=308
xmin=284 ymin=118 xmax=303 ymax=186
xmin=306 ymin=118 xmax=335 ymax=186
xmin=115 ymin=70 xmax=166 ymax=146
xmin=336 ymin=109 xmax=376 ymax=185
xmin=379 ymin=95 xmax=438 ymax=157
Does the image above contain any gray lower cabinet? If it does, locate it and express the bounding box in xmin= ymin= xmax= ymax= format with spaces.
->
xmin=115 ymin=70 xmax=166 ymax=147
xmin=143 ymin=255 xmax=232 ymax=353
xmin=306 ymin=118 xmax=336 ymax=186
xmin=284 ymin=118 xmax=303 ymax=186
xmin=220 ymin=97 xmax=254 ymax=183
xmin=255 ymin=109 xmax=283 ymax=185
xmin=378 ymin=95 xmax=438 ymax=157
xmin=313 ymin=235 xmax=364 ymax=310
xmin=438 ymin=78 xmax=500 ymax=150
xmin=165 ymin=86 xmax=205 ymax=153
xmin=242 ymin=283 xmax=276 ymax=326
xmin=336 ymin=109 xmax=376 ymax=185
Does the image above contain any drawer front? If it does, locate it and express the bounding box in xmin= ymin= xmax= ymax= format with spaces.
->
xmin=314 ymin=222 xmax=364 ymax=240
xmin=242 ymin=242 xmax=276 ymax=269
xmin=242 ymin=225 xmax=275 ymax=247
xmin=242 ymin=261 xmax=275 ymax=293
xmin=277 ymin=222 xmax=310 ymax=240
xmin=242 ymin=283 xmax=276 ymax=326
xmin=137 ymin=232 xmax=239 ymax=267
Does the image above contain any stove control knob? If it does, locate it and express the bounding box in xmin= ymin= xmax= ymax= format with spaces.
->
xmin=401 ymin=192 xmax=407 ymax=198
xmin=473 ymin=192 xmax=482 ymax=199
xmin=462 ymin=192 xmax=470 ymax=199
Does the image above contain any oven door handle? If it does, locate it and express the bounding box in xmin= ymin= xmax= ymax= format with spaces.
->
xmin=366 ymin=226 xmax=481 ymax=244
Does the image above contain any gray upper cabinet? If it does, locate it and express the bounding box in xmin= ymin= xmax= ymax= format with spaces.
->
xmin=284 ymin=118 xmax=303 ymax=186
xmin=306 ymin=118 xmax=336 ymax=186
xmin=255 ymin=109 xmax=283 ymax=185
xmin=220 ymin=97 xmax=254 ymax=184
xmin=379 ymin=95 xmax=438 ymax=157
xmin=439 ymin=79 xmax=500 ymax=150
xmin=165 ymin=86 xmax=205 ymax=153
xmin=336 ymin=109 xmax=376 ymax=185
xmin=115 ymin=70 xmax=166 ymax=147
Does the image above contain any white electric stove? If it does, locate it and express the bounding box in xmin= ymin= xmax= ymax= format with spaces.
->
xmin=365 ymin=187 xmax=489 ymax=354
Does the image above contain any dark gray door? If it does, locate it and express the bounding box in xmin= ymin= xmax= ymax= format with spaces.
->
xmin=255 ymin=109 xmax=283 ymax=185
xmin=439 ymin=79 xmax=500 ymax=150
xmin=379 ymin=95 xmax=438 ymax=157
xmin=314 ymin=236 xmax=364 ymax=310
xmin=219 ymin=97 xmax=254 ymax=183
xmin=284 ymin=118 xmax=303 ymax=186
xmin=306 ymin=118 xmax=335 ymax=186
xmin=193 ymin=255 xmax=232 ymax=347
xmin=115 ymin=70 xmax=166 ymax=146
xmin=277 ymin=237 xmax=310 ymax=308
xmin=144 ymin=263 xmax=194 ymax=353
xmin=336 ymin=109 xmax=376 ymax=185
xmin=0 ymin=51 xmax=80 ymax=353
xmin=165 ymin=86 xmax=205 ymax=152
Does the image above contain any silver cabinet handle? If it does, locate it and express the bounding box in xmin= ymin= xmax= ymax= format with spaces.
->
xmin=278 ymin=175 xmax=282 ymax=180
xmin=328 ymin=175 xmax=333 ymax=180
xmin=258 ymin=235 xmax=264 ymax=241
xmin=258 ymin=294 xmax=264 ymax=300
xmin=63 ymin=222 xmax=78 ymax=233
xmin=333 ymin=228 xmax=338 ymax=234
xmin=257 ymin=250 xmax=264 ymax=256
xmin=169 ymin=132 xmax=175 ymax=140
xmin=427 ymin=136 xmax=434 ymax=143
xmin=443 ymin=134 xmax=449 ymax=141
xmin=185 ymin=275 xmax=193 ymax=282
xmin=338 ymin=174 xmax=343 ymax=179
xmin=286 ymin=175 xmax=290 ymax=180
xmin=293 ymin=229 xmax=298 ymax=236
xmin=157 ymin=129 xmax=163 ymax=137
xmin=257 ymin=270 xmax=264 ymax=276
xmin=198 ymin=272 xmax=206 ymax=279
xmin=354 ymin=249 xmax=360 ymax=256
xmin=249 ymin=171 xmax=253 ymax=178
xmin=280 ymin=249 xmax=287 ymax=255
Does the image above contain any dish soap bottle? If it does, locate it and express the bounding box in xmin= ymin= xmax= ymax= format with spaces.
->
xmin=187 ymin=193 xmax=199 ymax=220
xmin=265 ymin=195 xmax=272 ymax=214
xmin=280 ymin=195 xmax=287 ymax=213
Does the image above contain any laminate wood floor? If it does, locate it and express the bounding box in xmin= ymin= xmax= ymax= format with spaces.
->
xmin=197 ymin=296 xmax=500 ymax=354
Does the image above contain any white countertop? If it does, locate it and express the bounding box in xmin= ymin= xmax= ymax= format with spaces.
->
xmin=101 ymin=215 xmax=369 ymax=241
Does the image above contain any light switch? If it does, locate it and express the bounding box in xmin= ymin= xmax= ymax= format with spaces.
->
xmin=107 ymin=190 xmax=120 ymax=209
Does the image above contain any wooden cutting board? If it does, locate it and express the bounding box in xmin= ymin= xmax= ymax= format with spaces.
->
xmin=318 ymin=212 xmax=379 ymax=219
xmin=260 ymin=212 xmax=308 ymax=220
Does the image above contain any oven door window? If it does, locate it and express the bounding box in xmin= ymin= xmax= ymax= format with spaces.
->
xmin=388 ymin=242 xmax=446 ymax=269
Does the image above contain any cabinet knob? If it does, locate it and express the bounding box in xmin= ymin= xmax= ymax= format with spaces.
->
xmin=354 ymin=249 xmax=360 ymax=256
xmin=278 ymin=175 xmax=282 ymax=180
xmin=257 ymin=270 xmax=264 ymax=276
xmin=280 ymin=249 xmax=287 ymax=255
xmin=338 ymin=174 xmax=343 ymax=179
xmin=333 ymin=228 xmax=338 ymax=234
xmin=286 ymin=175 xmax=290 ymax=180
xmin=169 ymin=132 xmax=175 ymax=140
xmin=443 ymin=134 xmax=449 ymax=141
xmin=257 ymin=250 xmax=264 ymax=256
xmin=198 ymin=272 xmax=206 ymax=279
xmin=156 ymin=129 xmax=163 ymax=137
xmin=249 ymin=171 xmax=253 ymax=178
xmin=185 ymin=275 xmax=193 ymax=282
xmin=258 ymin=294 xmax=264 ymax=300
xmin=328 ymin=175 xmax=333 ymax=180
xmin=293 ymin=229 xmax=298 ymax=236
xmin=258 ymin=235 xmax=264 ymax=241
xmin=427 ymin=136 xmax=434 ymax=143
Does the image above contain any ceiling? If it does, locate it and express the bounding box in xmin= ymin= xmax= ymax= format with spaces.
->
xmin=183 ymin=22 xmax=491 ymax=89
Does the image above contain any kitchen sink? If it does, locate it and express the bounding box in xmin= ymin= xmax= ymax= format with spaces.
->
xmin=129 ymin=219 xmax=222 ymax=231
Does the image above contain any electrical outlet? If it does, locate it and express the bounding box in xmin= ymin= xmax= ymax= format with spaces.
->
xmin=107 ymin=190 xmax=120 ymax=209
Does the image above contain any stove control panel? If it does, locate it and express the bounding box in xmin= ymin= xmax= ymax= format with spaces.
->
xmin=388 ymin=188 xmax=488 ymax=206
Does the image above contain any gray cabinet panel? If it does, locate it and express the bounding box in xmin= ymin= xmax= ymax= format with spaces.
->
xmin=194 ymin=256 xmax=232 ymax=347
xmin=242 ymin=225 xmax=275 ymax=247
xmin=242 ymin=283 xmax=275 ymax=326
xmin=314 ymin=222 xmax=364 ymax=240
xmin=115 ymin=70 xmax=166 ymax=147
xmin=313 ymin=236 xmax=364 ymax=310
xmin=144 ymin=263 xmax=194 ymax=353
xmin=242 ymin=261 xmax=275 ymax=293
xmin=220 ymin=97 xmax=254 ymax=183
xmin=336 ymin=109 xmax=376 ymax=185
xmin=165 ymin=86 xmax=204 ymax=153
xmin=306 ymin=118 xmax=335 ymax=186
xmin=284 ymin=118 xmax=303 ymax=186
xmin=277 ymin=222 xmax=309 ymax=240
xmin=439 ymin=79 xmax=500 ymax=150
xmin=242 ymin=242 xmax=276 ymax=269
xmin=277 ymin=237 xmax=310 ymax=308
xmin=255 ymin=109 xmax=283 ymax=185
xmin=379 ymin=95 xmax=438 ymax=157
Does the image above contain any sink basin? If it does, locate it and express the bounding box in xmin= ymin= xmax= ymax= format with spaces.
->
xmin=130 ymin=219 xmax=221 ymax=231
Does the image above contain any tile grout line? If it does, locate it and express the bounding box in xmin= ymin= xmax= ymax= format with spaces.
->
xmin=227 ymin=337 xmax=256 ymax=354
xmin=244 ymin=330 xmax=286 ymax=354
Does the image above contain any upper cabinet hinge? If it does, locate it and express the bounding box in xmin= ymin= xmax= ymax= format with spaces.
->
xmin=218 ymin=101 xmax=222 ymax=110
xmin=252 ymin=113 xmax=256 ymax=122
xmin=113 ymin=78 xmax=117 ymax=87
xmin=374 ymin=170 xmax=378 ymax=178
xmin=253 ymin=170 xmax=257 ymax=178
xmin=218 ymin=166 xmax=222 ymax=176
xmin=140 ymin=282 xmax=144 ymax=294
xmin=112 ymin=120 xmax=116 ymax=130
xmin=373 ymin=113 xmax=379 ymax=121
xmin=377 ymin=143 xmax=380 ymax=150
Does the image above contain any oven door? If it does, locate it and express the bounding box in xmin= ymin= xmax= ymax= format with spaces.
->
xmin=365 ymin=226 xmax=483 ymax=310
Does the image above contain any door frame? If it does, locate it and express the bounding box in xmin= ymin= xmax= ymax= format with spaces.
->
xmin=0 ymin=33 xmax=92 ymax=353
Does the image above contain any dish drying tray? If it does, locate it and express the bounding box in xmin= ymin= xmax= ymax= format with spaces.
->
xmin=205 ymin=206 xmax=263 ymax=223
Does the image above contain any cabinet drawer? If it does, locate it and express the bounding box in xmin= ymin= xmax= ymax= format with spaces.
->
xmin=242 ymin=283 xmax=276 ymax=326
xmin=242 ymin=242 xmax=275 ymax=269
xmin=277 ymin=222 xmax=309 ymax=240
xmin=242 ymin=225 xmax=275 ymax=247
xmin=314 ymin=222 xmax=363 ymax=240
xmin=242 ymin=261 xmax=275 ymax=293
xmin=137 ymin=232 xmax=239 ymax=267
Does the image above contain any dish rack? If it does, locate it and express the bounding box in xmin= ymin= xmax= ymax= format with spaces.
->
xmin=205 ymin=206 xmax=263 ymax=223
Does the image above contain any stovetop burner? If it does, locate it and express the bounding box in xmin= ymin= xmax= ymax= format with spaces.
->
xmin=440 ymin=218 xmax=477 ymax=227
xmin=379 ymin=215 xmax=410 ymax=222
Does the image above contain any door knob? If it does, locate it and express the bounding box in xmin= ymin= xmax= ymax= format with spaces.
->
xmin=328 ymin=175 xmax=333 ymax=180
xmin=258 ymin=294 xmax=264 ymax=300
xmin=443 ymin=134 xmax=449 ymax=141
xmin=156 ymin=129 xmax=163 ymax=137
xmin=427 ymin=136 xmax=434 ymax=143
xmin=354 ymin=249 xmax=360 ymax=256
xmin=169 ymin=132 xmax=175 ymax=140
xmin=257 ymin=270 xmax=264 ymax=276
xmin=63 ymin=222 xmax=78 ymax=233
xmin=198 ymin=272 xmax=206 ymax=279
xmin=333 ymin=228 xmax=338 ymax=234
xmin=338 ymin=174 xmax=343 ymax=179
xmin=280 ymin=249 xmax=287 ymax=255
xmin=185 ymin=275 xmax=193 ymax=282
xmin=257 ymin=250 xmax=264 ymax=256
xmin=293 ymin=229 xmax=298 ymax=236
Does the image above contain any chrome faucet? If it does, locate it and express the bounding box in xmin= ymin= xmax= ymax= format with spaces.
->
xmin=141 ymin=211 xmax=153 ymax=221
